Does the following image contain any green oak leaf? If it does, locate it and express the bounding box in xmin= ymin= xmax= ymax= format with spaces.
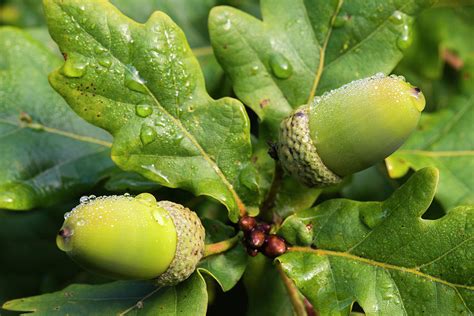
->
xmin=395 ymin=4 xmax=474 ymax=110
xmin=0 ymin=27 xmax=114 ymax=210
xmin=0 ymin=205 xmax=83 ymax=304
xmin=278 ymin=168 xmax=474 ymax=315
xmin=2 ymin=272 xmax=207 ymax=315
xmin=198 ymin=219 xmax=247 ymax=292
xmin=386 ymin=95 xmax=474 ymax=209
xmin=110 ymin=0 xmax=227 ymax=97
xmin=209 ymin=0 xmax=433 ymax=134
xmin=111 ymin=0 xmax=216 ymax=48
xmin=43 ymin=0 xmax=259 ymax=222
xmin=243 ymin=255 xmax=294 ymax=316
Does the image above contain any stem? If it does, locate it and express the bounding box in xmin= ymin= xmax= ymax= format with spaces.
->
xmin=260 ymin=164 xmax=284 ymax=223
xmin=191 ymin=46 xmax=214 ymax=58
xmin=203 ymin=233 xmax=242 ymax=258
xmin=276 ymin=262 xmax=307 ymax=316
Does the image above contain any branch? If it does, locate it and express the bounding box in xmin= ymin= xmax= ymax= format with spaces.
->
xmin=203 ymin=232 xmax=242 ymax=258
xmin=276 ymin=262 xmax=307 ymax=316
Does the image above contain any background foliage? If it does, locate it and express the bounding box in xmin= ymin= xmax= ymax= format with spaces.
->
xmin=0 ymin=0 xmax=472 ymax=315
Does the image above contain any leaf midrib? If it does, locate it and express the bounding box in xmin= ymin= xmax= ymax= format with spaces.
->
xmin=289 ymin=247 xmax=474 ymax=291
xmin=323 ymin=2 xmax=410 ymax=72
xmin=56 ymin=3 xmax=245 ymax=214
xmin=0 ymin=118 xmax=112 ymax=147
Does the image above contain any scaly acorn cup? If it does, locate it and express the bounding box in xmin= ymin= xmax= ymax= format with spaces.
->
xmin=277 ymin=73 xmax=425 ymax=187
xmin=56 ymin=193 xmax=205 ymax=286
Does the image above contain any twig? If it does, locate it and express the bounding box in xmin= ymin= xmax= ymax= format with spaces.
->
xmin=260 ymin=164 xmax=284 ymax=222
xmin=203 ymin=232 xmax=242 ymax=258
xmin=276 ymin=262 xmax=307 ymax=316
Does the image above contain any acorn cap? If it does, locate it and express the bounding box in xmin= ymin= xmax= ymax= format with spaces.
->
xmin=155 ymin=200 xmax=205 ymax=286
xmin=277 ymin=73 xmax=425 ymax=186
xmin=57 ymin=193 xmax=205 ymax=285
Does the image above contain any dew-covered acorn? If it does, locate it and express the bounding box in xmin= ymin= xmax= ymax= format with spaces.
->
xmin=277 ymin=73 xmax=426 ymax=187
xmin=57 ymin=193 xmax=205 ymax=286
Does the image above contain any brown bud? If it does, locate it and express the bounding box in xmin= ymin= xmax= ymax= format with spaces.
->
xmin=247 ymin=248 xmax=259 ymax=257
xmin=263 ymin=235 xmax=287 ymax=258
xmin=257 ymin=222 xmax=271 ymax=233
xmin=248 ymin=229 xmax=266 ymax=248
xmin=239 ymin=216 xmax=256 ymax=232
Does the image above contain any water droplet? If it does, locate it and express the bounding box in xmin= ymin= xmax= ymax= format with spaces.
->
xmin=88 ymin=195 xmax=96 ymax=200
xmin=64 ymin=212 xmax=71 ymax=220
xmin=223 ymin=19 xmax=232 ymax=31
xmin=61 ymin=54 xmax=88 ymax=78
xmin=250 ymin=65 xmax=259 ymax=75
xmin=140 ymin=125 xmax=156 ymax=145
xmin=334 ymin=13 xmax=350 ymax=28
xmin=56 ymin=232 xmax=73 ymax=252
xmin=269 ymin=53 xmax=293 ymax=79
xmin=123 ymin=193 xmax=130 ymax=197
xmin=151 ymin=209 xmax=165 ymax=225
xmin=125 ymin=66 xmax=148 ymax=93
xmin=76 ymin=218 xmax=86 ymax=226
xmin=397 ymin=24 xmax=412 ymax=50
xmin=98 ymin=57 xmax=112 ymax=68
xmin=79 ymin=196 xmax=89 ymax=204
xmin=136 ymin=193 xmax=156 ymax=205
xmin=136 ymin=104 xmax=153 ymax=117
xmin=95 ymin=46 xmax=107 ymax=54
xmin=390 ymin=10 xmax=404 ymax=25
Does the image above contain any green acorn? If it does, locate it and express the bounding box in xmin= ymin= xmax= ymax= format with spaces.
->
xmin=277 ymin=73 xmax=425 ymax=187
xmin=57 ymin=193 xmax=205 ymax=286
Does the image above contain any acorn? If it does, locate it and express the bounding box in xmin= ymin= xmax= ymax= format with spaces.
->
xmin=56 ymin=193 xmax=205 ymax=286
xmin=277 ymin=73 xmax=425 ymax=187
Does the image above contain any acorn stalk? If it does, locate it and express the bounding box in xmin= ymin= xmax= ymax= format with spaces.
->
xmin=277 ymin=73 xmax=425 ymax=187
xmin=57 ymin=193 xmax=205 ymax=286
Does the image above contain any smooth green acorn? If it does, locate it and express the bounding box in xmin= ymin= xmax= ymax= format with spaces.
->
xmin=57 ymin=193 xmax=205 ymax=286
xmin=277 ymin=73 xmax=425 ymax=187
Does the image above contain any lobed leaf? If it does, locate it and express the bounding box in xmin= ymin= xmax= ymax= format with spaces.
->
xmin=43 ymin=0 xmax=259 ymax=222
xmin=198 ymin=219 xmax=248 ymax=292
xmin=278 ymin=168 xmax=474 ymax=315
xmin=0 ymin=27 xmax=114 ymax=211
xmin=209 ymin=0 xmax=433 ymax=134
xmin=2 ymin=273 xmax=207 ymax=315
xmin=386 ymin=95 xmax=474 ymax=209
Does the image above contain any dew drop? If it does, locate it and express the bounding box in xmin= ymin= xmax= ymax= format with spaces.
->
xmin=223 ymin=19 xmax=232 ymax=31
xmin=140 ymin=125 xmax=157 ymax=145
xmin=389 ymin=10 xmax=404 ymax=25
xmin=125 ymin=66 xmax=148 ymax=93
xmin=56 ymin=231 xmax=73 ymax=252
xmin=61 ymin=55 xmax=88 ymax=78
xmin=79 ymin=196 xmax=89 ymax=204
xmin=136 ymin=193 xmax=156 ymax=205
xmin=76 ymin=218 xmax=86 ymax=226
xmin=64 ymin=212 xmax=72 ymax=220
xmin=250 ymin=65 xmax=259 ymax=75
xmin=397 ymin=24 xmax=413 ymax=50
xmin=136 ymin=104 xmax=153 ymax=117
xmin=269 ymin=53 xmax=293 ymax=79
xmin=98 ymin=57 xmax=112 ymax=68
xmin=151 ymin=209 xmax=165 ymax=225
xmin=123 ymin=192 xmax=131 ymax=197
xmin=334 ymin=13 xmax=350 ymax=28
xmin=95 ymin=46 xmax=107 ymax=54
